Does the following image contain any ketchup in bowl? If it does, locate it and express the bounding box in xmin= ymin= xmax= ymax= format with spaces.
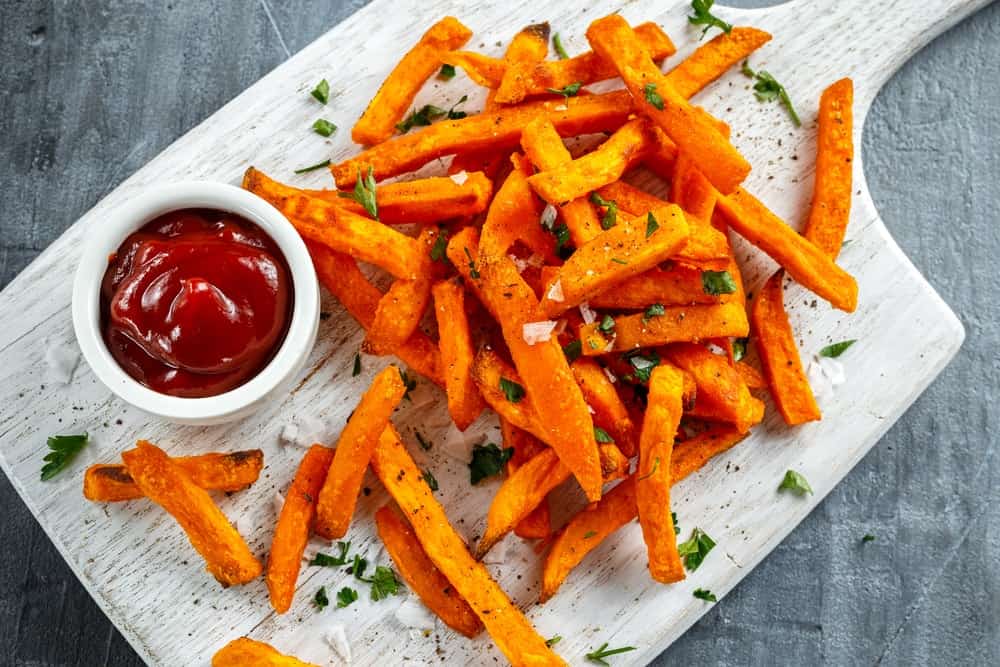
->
xmin=100 ymin=208 xmax=293 ymax=398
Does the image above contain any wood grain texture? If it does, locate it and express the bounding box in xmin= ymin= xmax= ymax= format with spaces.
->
xmin=0 ymin=1 xmax=997 ymax=666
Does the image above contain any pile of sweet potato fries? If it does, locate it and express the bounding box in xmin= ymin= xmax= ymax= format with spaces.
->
xmin=87 ymin=12 xmax=856 ymax=666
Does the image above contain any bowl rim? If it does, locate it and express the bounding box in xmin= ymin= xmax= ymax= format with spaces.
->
xmin=71 ymin=181 xmax=319 ymax=424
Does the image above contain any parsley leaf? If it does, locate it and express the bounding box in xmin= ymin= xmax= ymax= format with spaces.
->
xmin=583 ymin=530 xmax=598 ymax=539
xmin=862 ymin=534 xmax=876 ymax=543
xmin=552 ymin=33 xmax=570 ymax=60
xmin=415 ymin=431 xmax=432 ymax=451
xmin=438 ymin=63 xmax=456 ymax=80
xmin=778 ymin=469 xmax=813 ymax=495
xmin=552 ymin=223 xmax=571 ymax=252
xmin=589 ymin=192 xmax=618 ymax=230
xmin=430 ymin=231 xmax=449 ymax=262
xmin=594 ymin=426 xmax=614 ymax=443
xmin=819 ymin=339 xmax=856 ymax=358
xmin=294 ymin=159 xmax=331 ymax=174
xmin=447 ymin=94 xmax=469 ymax=119
xmin=688 ymin=0 xmax=732 ymax=38
xmin=741 ymin=60 xmax=801 ymax=126
xmin=598 ymin=314 xmax=616 ymax=335
xmin=500 ymin=377 xmax=525 ymax=403
xmin=347 ymin=554 xmax=369 ymax=580
xmin=398 ymin=369 xmax=417 ymax=401
xmin=677 ymin=528 xmax=716 ymax=571
xmin=547 ymin=82 xmax=582 ymax=98
xmin=586 ymin=642 xmax=637 ymax=665
xmin=701 ymin=270 xmax=737 ymax=296
xmin=637 ymin=456 xmax=660 ymax=481
xmin=643 ymin=83 xmax=664 ymax=111
xmin=643 ymin=303 xmax=665 ymax=322
xmin=338 ymin=166 xmax=379 ymax=219
xmin=422 ymin=468 xmax=439 ymax=492
xmin=693 ymin=588 xmax=717 ymax=602
xmin=469 ymin=443 xmax=514 ymax=485
xmin=312 ymin=118 xmax=337 ymax=137
xmin=352 ymin=353 xmax=362 ymax=377
xmin=626 ymin=350 xmax=660 ymax=383
xmin=732 ymin=337 xmax=748 ymax=362
xmin=314 ymin=586 xmax=330 ymax=610
xmin=311 ymin=79 xmax=330 ymax=104
xmin=464 ymin=246 xmax=480 ymax=279
xmin=672 ymin=511 xmax=680 ymax=535
xmin=396 ymin=105 xmax=446 ymax=133
xmin=646 ymin=211 xmax=660 ymax=238
xmin=311 ymin=541 xmax=352 ymax=567
xmin=546 ymin=635 xmax=563 ymax=647
xmin=41 ymin=433 xmax=89 ymax=481
xmin=368 ymin=566 xmax=402 ymax=601
xmin=336 ymin=586 xmax=358 ymax=608
xmin=562 ymin=339 xmax=583 ymax=363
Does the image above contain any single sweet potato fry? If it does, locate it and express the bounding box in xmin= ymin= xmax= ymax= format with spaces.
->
xmin=539 ymin=203 xmax=690 ymax=316
xmin=375 ymin=505 xmax=484 ymax=638
xmin=307 ymin=243 xmax=443 ymax=385
xmin=671 ymin=153 xmax=719 ymax=223
xmin=520 ymin=116 xmax=602 ymax=246
xmin=586 ymin=263 xmax=719 ymax=309
xmin=493 ymin=23 xmax=551 ymax=109
xmin=245 ymin=167 xmax=492 ymax=225
xmin=716 ymin=188 xmax=858 ymax=312
xmin=541 ymin=426 xmax=747 ymax=601
xmin=500 ymin=418 xmax=551 ymax=539
xmin=370 ymin=426 xmax=565 ymax=666
xmin=480 ymin=155 xmax=556 ymax=261
xmin=636 ymin=364 xmax=686 ymax=583
xmin=580 ymin=301 xmax=749 ymax=354
xmin=84 ymin=450 xmax=263 ymax=502
xmin=212 ymin=637 xmax=319 ymax=667
xmin=441 ymin=49 xmax=507 ymax=87
xmin=448 ymin=228 xmax=603 ymax=502
xmin=266 ymin=445 xmax=335 ymax=614
xmin=121 ymin=441 xmax=262 ymax=587
xmin=315 ymin=366 xmax=407 ymax=539
xmin=528 ymin=118 xmax=659 ymax=205
xmin=433 ymin=279 xmax=487 ymax=430
xmin=664 ymin=343 xmax=762 ymax=432
xmin=497 ymin=21 xmax=676 ymax=103
xmin=352 ymin=17 xmax=473 ymax=145
xmin=667 ymin=27 xmax=773 ymax=99
xmin=804 ymin=78 xmax=854 ymax=258
xmin=736 ymin=360 xmax=768 ymax=390
xmin=572 ymin=358 xmax=638 ymax=456
xmin=332 ymin=90 xmax=634 ymax=187
xmin=751 ymin=270 xmax=821 ymax=424
xmin=586 ymin=15 xmax=750 ymax=194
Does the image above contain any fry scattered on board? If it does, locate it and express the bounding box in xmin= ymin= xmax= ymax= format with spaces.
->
xmin=212 ymin=637 xmax=319 ymax=667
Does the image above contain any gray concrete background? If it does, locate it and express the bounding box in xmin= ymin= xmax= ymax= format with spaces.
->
xmin=1 ymin=1 xmax=997 ymax=665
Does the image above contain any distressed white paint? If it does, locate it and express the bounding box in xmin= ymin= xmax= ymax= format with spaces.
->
xmin=0 ymin=0 xmax=983 ymax=664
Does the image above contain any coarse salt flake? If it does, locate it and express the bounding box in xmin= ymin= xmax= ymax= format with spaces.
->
xmin=579 ymin=301 xmax=597 ymax=324
xmin=603 ymin=367 xmax=617 ymax=383
xmin=522 ymin=320 xmax=559 ymax=345
xmin=272 ymin=492 xmax=285 ymax=516
xmin=546 ymin=279 xmax=564 ymax=302
xmin=449 ymin=170 xmax=468 ymax=185
xmin=540 ymin=203 xmax=558 ymax=229
xmin=324 ymin=624 xmax=352 ymax=663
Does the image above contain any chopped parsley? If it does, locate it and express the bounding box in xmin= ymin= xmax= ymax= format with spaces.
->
xmin=338 ymin=166 xmax=379 ymax=219
xmin=742 ymin=60 xmax=801 ymax=126
xmin=422 ymin=469 xmax=439 ymax=492
xmin=310 ymin=541 xmax=352 ymax=567
xmin=778 ymin=469 xmax=813 ymax=496
xmin=590 ymin=192 xmax=618 ymax=230
xmin=677 ymin=528 xmax=716 ymax=571
xmin=643 ymin=303 xmax=665 ymax=322
xmin=294 ymin=159 xmax=331 ymax=174
xmin=585 ymin=642 xmax=637 ymax=665
xmin=314 ymin=586 xmax=330 ymax=610
xmin=352 ymin=354 xmax=361 ymax=377
xmin=732 ymin=337 xmax=748 ymax=362
xmin=693 ymin=588 xmax=717 ymax=602
xmin=562 ymin=339 xmax=583 ymax=363
xmin=688 ymin=0 xmax=732 ymax=38
xmin=583 ymin=530 xmax=598 ymax=539
xmin=336 ymin=586 xmax=359 ymax=608
xmin=546 ymin=635 xmax=563 ymax=647
xmin=819 ymin=339 xmax=856 ymax=358
xmin=398 ymin=369 xmax=417 ymax=401
xmin=368 ymin=566 xmax=403 ymax=601
xmin=415 ymin=431 xmax=433 ymax=451
xmin=464 ymin=246 xmax=480 ymax=279
xmin=611 ymin=258 xmax=628 ymax=265
xmin=646 ymin=211 xmax=660 ymax=238
xmin=594 ymin=426 xmax=614 ymax=444
xmin=701 ymin=269 xmax=737 ymax=296
xmin=500 ymin=377 xmax=526 ymax=403
xmin=672 ymin=511 xmax=680 ymax=535
xmin=552 ymin=33 xmax=570 ymax=60
xmin=643 ymin=82 xmax=664 ymax=111
xmin=552 ymin=223 xmax=571 ymax=252
xmin=862 ymin=534 xmax=876 ymax=543
xmin=312 ymin=118 xmax=337 ymax=137
xmin=429 ymin=231 xmax=449 ymax=262
xmin=438 ymin=63 xmax=456 ymax=80
xmin=547 ymin=82 xmax=582 ymax=98
xmin=311 ymin=79 xmax=330 ymax=104
xmin=637 ymin=456 xmax=660 ymax=481
xmin=469 ymin=443 xmax=514 ymax=485
xmin=626 ymin=350 xmax=660 ymax=383
xmin=396 ymin=96 xmax=468 ymax=133
xmin=598 ymin=314 xmax=616 ymax=335
xmin=41 ymin=433 xmax=89 ymax=481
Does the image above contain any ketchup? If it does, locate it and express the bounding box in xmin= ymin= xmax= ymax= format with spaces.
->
xmin=101 ymin=208 xmax=292 ymax=397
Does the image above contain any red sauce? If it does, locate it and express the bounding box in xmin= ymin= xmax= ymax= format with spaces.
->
xmin=101 ymin=208 xmax=292 ymax=397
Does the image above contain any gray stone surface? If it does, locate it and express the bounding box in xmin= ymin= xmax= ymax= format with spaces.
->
xmin=0 ymin=1 xmax=996 ymax=665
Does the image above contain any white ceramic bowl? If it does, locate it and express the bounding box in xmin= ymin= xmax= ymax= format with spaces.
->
xmin=72 ymin=182 xmax=320 ymax=425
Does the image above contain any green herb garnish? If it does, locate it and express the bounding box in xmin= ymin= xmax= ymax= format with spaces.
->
xmin=422 ymin=469 xmax=439 ymax=492
xmin=778 ymin=469 xmax=813 ymax=496
xmin=646 ymin=211 xmax=660 ymax=238
xmin=644 ymin=83 xmax=664 ymax=111
xmin=643 ymin=303 xmax=665 ymax=322
xmin=562 ymin=339 xmax=583 ymax=363
xmin=294 ymin=159 xmax=331 ymax=174
xmin=586 ymin=642 xmax=637 ymax=665
xmin=311 ymin=79 xmax=330 ymax=104
xmin=598 ymin=314 xmax=616 ymax=335
xmin=862 ymin=534 xmax=876 ymax=543
xmin=464 ymin=246 xmax=480 ymax=279
xmin=312 ymin=118 xmax=337 ymax=137
xmin=701 ymin=270 xmax=737 ymax=296
xmin=626 ymin=350 xmax=660 ymax=383
xmin=430 ymin=231 xmax=449 ymax=262
xmin=547 ymin=82 xmax=582 ymax=98
xmin=741 ymin=60 xmax=801 ymax=126
xmin=590 ymin=192 xmax=618 ymax=230
xmin=438 ymin=63 xmax=456 ymax=80
xmin=819 ymin=339 xmax=856 ymax=358
xmin=594 ymin=426 xmax=614 ymax=444
xmin=368 ymin=566 xmax=402 ymax=600
xmin=693 ymin=588 xmax=717 ymax=602
xmin=637 ymin=456 xmax=661 ymax=481
xmin=41 ymin=433 xmax=89 ymax=481
xmin=546 ymin=635 xmax=563 ymax=647
xmin=553 ymin=33 xmax=570 ymax=60
xmin=311 ymin=541 xmax=352 ymax=567
xmin=688 ymin=0 xmax=732 ymax=38
xmin=672 ymin=511 xmax=680 ymax=535
xmin=352 ymin=354 xmax=362 ymax=377
xmin=336 ymin=586 xmax=359 ymax=608
xmin=338 ymin=166 xmax=379 ymax=219
xmin=677 ymin=528 xmax=716 ymax=571
xmin=732 ymin=337 xmax=748 ymax=362
xmin=611 ymin=258 xmax=628 ymax=265
xmin=583 ymin=530 xmax=598 ymax=539
xmin=399 ymin=369 xmax=417 ymax=401
xmin=500 ymin=377 xmax=525 ymax=403
xmin=314 ymin=586 xmax=330 ymax=610
xmin=469 ymin=443 xmax=514 ymax=485
xmin=415 ymin=431 xmax=432 ymax=451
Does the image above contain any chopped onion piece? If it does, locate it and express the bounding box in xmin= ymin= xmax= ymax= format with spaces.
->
xmin=522 ymin=320 xmax=559 ymax=345
xmin=578 ymin=301 xmax=597 ymax=324
xmin=449 ymin=170 xmax=468 ymax=185
xmin=546 ymin=279 xmax=564 ymax=302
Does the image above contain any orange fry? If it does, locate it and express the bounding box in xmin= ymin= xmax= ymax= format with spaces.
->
xmin=315 ymin=366 xmax=406 ymax=539
xmin=471 ymin=348 xmax=546 ymax=439
xmin=331 ymin=90 xmax=633 ymax=187
xmin=432 ymin=279 xmax=487 ymax=430
xmin=716 ymin=188 xmax=858 ymax=312
xmin=664 ymin=343 xmax=762 ymax=432
xmin=493 ymin=22 xmax=552 ymax=110
xmin=370 ymin=426 xmax=565 ymax=666
xmin=579 ymin=301 xmax=749 ymax=354
xmin=667 ymin=27 xmax=773 ymax=99
xmin=586 ymin=263 xmax=719 ymax=309
xmin=751 ymin=271 xmax=821 ymax=424
xmin=84 ymin=450 xmax=263 ymax=502
xmin=586 ymin=15 xmax=750 ymax=194
xmin=121 ymin=441 xmax=262 ymax=587
xmin=375 ymin=505 xmax=484 ymax=638
xmin=736 ymin=360 xmax=767 ymax=390
xmin=500 ymin=418 xmax=551 ymax=539
xmin=441 ymin=49 xmax=507 ymax=87
xmin=266 ymin=445 xmax=335 ymax=614
xmin=572 ymin=358 xmax=638 ymax=457
xmin=212 ymin=637 xmax=319 ymax=667
xmin=804 ymin=78 xmax=854 ymax=258
xmin=352 ymin=17 xmax=473 ymax=145
xmin=480 ymin=155 xmax=556 ymax=261
xmin=671 ymin=152 xmax=719 ymax=222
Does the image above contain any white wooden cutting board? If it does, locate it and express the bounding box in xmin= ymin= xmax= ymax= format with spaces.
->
xmin=0 ymin=0 xmax=985 ymax=664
